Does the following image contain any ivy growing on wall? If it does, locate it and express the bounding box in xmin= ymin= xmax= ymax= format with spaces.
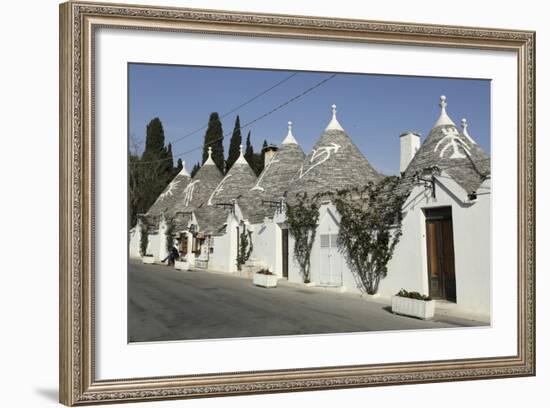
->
xmin=236 ymin=223 xmax=253 ymax=271
xmin=164 ymin=217 xmax=175 ymax=252
xmin=326 ymin=176 xmax=406 ymax=295
xmin=285 ymin=193 xmax=319 ymax=284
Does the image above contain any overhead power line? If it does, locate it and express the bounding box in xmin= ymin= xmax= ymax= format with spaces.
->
xmin=131 ymin=72 xmax=298 ymax=148
xmin=133 ymin=73 xmax=338 ymax=165
xmin=169 ymin=72 xmax=298 ymax=146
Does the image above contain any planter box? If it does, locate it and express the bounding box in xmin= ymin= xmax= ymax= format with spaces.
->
xmin=253 ymin=273 xmax=278 ymax=288
xmin=391 ymin=295 xmax=435 ymax=320
xmin=142 ymin=255 xmax=155 ymax=264
xmin=174 ymin=260 xmax=189 ymax=271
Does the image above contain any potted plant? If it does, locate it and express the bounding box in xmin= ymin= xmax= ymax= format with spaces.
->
xmin=142 ymin=254 xmax=155 ymax=264
xmin=391 ymin=289 xmax=435 ymax=320
xmin=174 ymin=257 xmax=189 ymax=271
xmin=253 ymin=269 xmax=278 ymax=288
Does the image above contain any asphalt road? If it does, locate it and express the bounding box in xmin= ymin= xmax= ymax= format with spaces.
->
xmin=128 ymin=259 xmax=485 ymax=342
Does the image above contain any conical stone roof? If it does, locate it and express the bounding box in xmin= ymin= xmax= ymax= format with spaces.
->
xmin=170 ymin=148 xmax=225 ymax=233
xmin=145 ymin=164 xmax=192 ymax=224
xmin=207 ymin=145 xmax=257 ymax=206
xmin=241 ymin=121 xmax=306 ymax=223
xmin=195 ymin=145 xmax=257 ymax=234
xmin=287 ymin=104 xmax=382 ymax=201
xmin=171 ymin=148 xmax=224 ymax=214
xmin=144 ymin=148 xmax=224 ymax=232
xmin=402 ymin=96 xmax=490 ymax=195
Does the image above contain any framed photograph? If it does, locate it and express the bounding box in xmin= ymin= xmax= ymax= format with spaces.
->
xmin=59 ymin=1 xmax=535 ymax=405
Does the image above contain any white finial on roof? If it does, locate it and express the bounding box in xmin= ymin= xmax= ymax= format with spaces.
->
xmin=325 ymin=104 xmax=344 ymax=131
xmin=204 ymin=146 xmax=215 ymax=166
xmin=461 ymin=118 xmax=476 ymax=144
xmin=178 ymin=160 xmax=190 ymax=177
xmin=433 ymin=95 xmax=456 ymax=128
xmin=282 ymin=120 xmax=298 ymax=144
xmin=235 ymin=144 xmax=248 ymax=165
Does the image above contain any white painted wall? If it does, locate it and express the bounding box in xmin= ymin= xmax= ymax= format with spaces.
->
xmin=145 ymin=233 xmax=160 ymax=261
xmin=209 ymin=214 xmax=239 ymax=272
xmin=284 ymin=179 xmax=491 ymax=319
xmin=157 ymin=219 xmax=169 ymax=263
xmin=128 ymin=227 xmax=141 ymax=259
xmin=250 ymin=220 xmax=283 ymax=276
xmin=379 ymin=176 xmax=491 ymax=318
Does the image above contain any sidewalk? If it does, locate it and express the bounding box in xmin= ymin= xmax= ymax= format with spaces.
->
xmin=185 ymin=264 xmax=489 ymax=328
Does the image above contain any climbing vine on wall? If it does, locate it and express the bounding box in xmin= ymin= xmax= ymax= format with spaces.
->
xmin=326 ymin=176 xmax=406 ymax=295
xmin=164 ymin=217 xmax=175 ymax=252
xmin=236 ymin=223 xmax=253 ymax=271
xmin=139 ymin=220 xmax=149 ymax=256
xmin=285 ymin=193 xmax=319 ymax=284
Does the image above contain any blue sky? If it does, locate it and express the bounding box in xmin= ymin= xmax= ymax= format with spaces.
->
xmin=129 ymin=64 xmax=490 ymax=175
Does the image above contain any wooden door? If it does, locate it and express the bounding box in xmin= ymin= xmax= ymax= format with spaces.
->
xmin=282 ymin=229 xmax=289 ymax=278
xmin=179 ymin=233 xmax=188 ymax=256
xmin=425 ymin=207 xmax=456 ymax=302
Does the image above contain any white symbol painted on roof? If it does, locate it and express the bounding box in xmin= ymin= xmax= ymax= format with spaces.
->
xmin=251 ymin=152 xmax=280 ymax=192
xmin=297 ymin=143 xmax=341 ymax=179
xmin=158 ymin=179 xmax=180 ymax=200
xmin=182 ymin=180 xmax=200 ymax=206
xmin=434 ymin=127 xmax=471 ymax=159
xmin=207 ymin=174 xmax=232 ymax=206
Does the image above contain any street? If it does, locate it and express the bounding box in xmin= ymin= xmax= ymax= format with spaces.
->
xmin=128 ymin=259 xmax=486 ymax=342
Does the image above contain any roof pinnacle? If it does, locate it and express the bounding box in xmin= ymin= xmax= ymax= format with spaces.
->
xmin=235 ymin=144 xmax=248 ymax=165
xmin=325 ymin=103 xmax=344 ymax=131
xmin=433 ymin=94 xmax=456 ymax=128
xmin=282 ymin=120 xmax=298 ymax=144
xmin=178 ymin=160 xmax=190 ymax=176
xmin=461 ymin=118 xmax=476 ymax=144
xmin=204 ymin=146 xmax=215 ymax=166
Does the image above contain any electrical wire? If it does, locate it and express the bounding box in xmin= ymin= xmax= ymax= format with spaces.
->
xmin=133 ymin=73 xmax=337 ymax=165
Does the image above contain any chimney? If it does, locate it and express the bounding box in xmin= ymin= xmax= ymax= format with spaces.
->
xmin=400 ymin=132 xmax=421 ymax=174
xmin=262 ymin=144 xmax=279 ymax=166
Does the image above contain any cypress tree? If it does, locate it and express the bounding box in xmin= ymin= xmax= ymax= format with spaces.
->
xmin=257 ymin=139 xmax=268 ymax=175
xmin=131 ymin=117 xmax=175 ymax=228
xmin=175 ymin=158 xmax=183 ymax=176
xmin=226 ymin=115 xmax=242 ymax=172
xmin=202 ymin=112 xmax=225 ymax=174
xmin=142 ymin=117 xmax=165 ymax=160
xmin=244 ymin=130 xmax=254 ymax=166
xmin=164 ymin=143 xmax=174 ymax=176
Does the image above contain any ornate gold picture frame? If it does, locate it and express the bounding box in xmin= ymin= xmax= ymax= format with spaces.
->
xmin=59 ymin=1 xmax=535 ymax=405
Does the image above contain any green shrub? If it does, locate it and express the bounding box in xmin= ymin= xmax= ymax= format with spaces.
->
xmin=396 ymin=289 xmax=432 ymax=301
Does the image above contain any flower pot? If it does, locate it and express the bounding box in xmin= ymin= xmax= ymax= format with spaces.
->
xmin=253 ymin=272 xmax=278 ymax=288
xmin=142 ymin=255 xmax=155 ymax=264
xmin=391 ymin=295 xmax=435 ymax=320
xmin=174 ymin=260 xmax=189 ymax=271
